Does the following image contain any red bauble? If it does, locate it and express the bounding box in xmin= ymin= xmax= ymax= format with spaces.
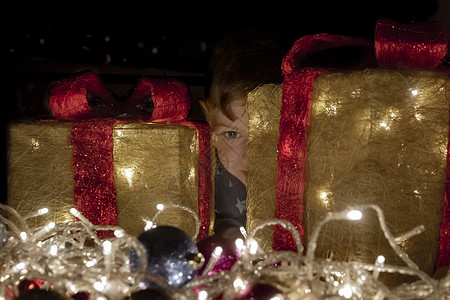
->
xmin=196 ymin=236 xmax=241 ymax=276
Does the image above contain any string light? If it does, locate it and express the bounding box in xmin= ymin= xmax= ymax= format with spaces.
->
xmin=0 ymin=202 xmax=449 ymax=299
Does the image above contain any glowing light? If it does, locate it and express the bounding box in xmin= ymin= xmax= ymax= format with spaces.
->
xmin=70 ymin=208 xmax=80 ymax=217
xmin=235 ymin=238 xmax=244 ymax=252
xmin=249 ymin=239 xmax=259 ymax=255
xmin=116 ymin=130 xmax=123 ymax=137
xmin=15 ymin=262 xmax=26 ymax=271
xmin=37 ymin=208 xmax=48 ymax=215
xmin=380 ymin=122 xmax=390 ymax=130
xmin=198 ymin=290 xmax=208 ymax=300
xmin=144 ymin=220 xmax=154 ymax=231
xmin=411 ymin=89 xmax=418 ymax=96
xmin=213 ymin=246 xmax=223 ymax=258
xmin=93 ymin=281 xmax=104 ymax=291
xmin=20 ymin=231 xmax=27 ymax=241
xmin=239 ymin=226 xmax=247 ymax=238
xmin=50 ymin=245 xmax=58 ymax=256
xmin=156 ymin=203 xmax=165 ymax=211
xmin=31 ymin=138 xmax=40 ymax=150
xmin=319 ymin=190 xmax=330 ymax=206
xmin=86 ymin=260 xmax=95 ymax=268
xmin=338 ymin=283 xmax=353 ymax=299
xmin=346 ymin=210 xmax=362 ymax=220
xmin=121 ymin=167 xmax=134 ymax=187
xmin=102 ymin=241 xmax=112 ymax=256
xmin=376 ymin=255 xmax=385 ymax=264
xmin=114 ymin=229 xmax=125 ymax=238
xmin=233 ymin=277 xmax=246 ymax=290
xmin=189 ymin=167 xmax=196 ymax=180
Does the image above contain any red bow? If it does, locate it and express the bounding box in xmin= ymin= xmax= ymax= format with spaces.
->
xmin=48 ymin=70 xmax=191 ymax=122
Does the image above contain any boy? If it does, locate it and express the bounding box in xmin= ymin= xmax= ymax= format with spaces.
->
xmin=201 ymin=27 xmax=288 ymax=239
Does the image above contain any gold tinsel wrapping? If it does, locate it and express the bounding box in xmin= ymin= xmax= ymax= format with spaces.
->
xmin=113 ymin=123 xmax=199 ymax=237
xmin=7 ymin=122 xmax=200 ymax=237
xmin=305 ymin=69 xmax=449 ymax=284
xmin=8 ymin=123 xmax=75 ymax=226
xmin=247 ymin=84 xmax=283 ymax=249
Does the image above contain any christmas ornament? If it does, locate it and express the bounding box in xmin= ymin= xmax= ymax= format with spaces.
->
xmin=123 ymin=288 xmax=173 ymax=300
xmin=13 ymin=289 xmax=68 ymax=300
xmin=196 ymin=235 xmax=240 ymax=276
xmin=233 ymin=283 xmax=285 ymax=300
xmin=136 ymin=226 xmax=201 ymax=287
xmin=0 ymin=217 xmax=6 ymax=250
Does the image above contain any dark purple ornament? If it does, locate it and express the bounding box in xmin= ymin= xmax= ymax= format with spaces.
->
xmin=14 ymin=289 xmax=68 ymax=300
xmin=135 ymin=226 xmax=199 ymax=287
xmin=196 ymin=235 xmax=240 ymax=276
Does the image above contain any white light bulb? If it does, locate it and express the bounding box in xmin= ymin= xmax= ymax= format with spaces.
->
xmin=249 ymin=239 xmax=259 ymax=255
xmin=212 ymin=246 xmax=223 ymax=258
xmin=19 ymin=232 xmax=27 ymax=241
xmin=103 ymin=241 xmax=112 ymax=255
xmin=233 ymin=277 xmax=246 ymax=290
xmin=235 ymin=238 xmax=244 ymax=252
xmin=156 ymin=203 xmax=165 ymax=211
xmin=144 ymin=221 xmax=154 ymax=231
xmin=239 ymin=226 xmax=247 ymax=238
xmin=376 ymin=255 xmax=385 ymax=264
xmin=38 ymin=208 xmax=48 ymax=215
xmin=198 ymin=290 xmax=208 ymax=300
xmin=338 ymin=283 xmax=353 ymax=299
xmin=347 ymin=210 xmax=362 ymax=220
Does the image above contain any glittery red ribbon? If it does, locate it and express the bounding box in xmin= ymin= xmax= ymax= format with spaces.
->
xmin=274 ymin=33 xmax=373 ymax=251
xmin=49 ymin=71 xmax=192 ymax=122
xmin=274 ymin=69 xmax=327 ymax=251
xmin=374 ymin=18 xmax=448 ymax=69
xmin=71 ymin=119 xmax=118 ymax=228
xmin=128 ymin=77 xmax=191 ymax=122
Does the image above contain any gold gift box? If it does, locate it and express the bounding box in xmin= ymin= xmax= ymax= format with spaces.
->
xmin=305 ymin=69 xmax=449 ymax=283
xmin=7 ymin=121 xmax=201 ymax=237
xmin=247 ymin=84 xmax=283 ymax=249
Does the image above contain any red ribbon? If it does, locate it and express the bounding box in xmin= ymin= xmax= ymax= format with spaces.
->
xmin=275 ymin=33 xmax=374 ymax=251
xmin=48 ymin=70 xmax=191 ymax=121
xmin=374 ymin=19 xmax=447 ymax=69
xmin=71 ymin=119 xmax=117 ymax=229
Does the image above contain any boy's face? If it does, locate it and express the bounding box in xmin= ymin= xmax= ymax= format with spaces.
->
xmin=205 ymin=99 xmax=248 ymax=185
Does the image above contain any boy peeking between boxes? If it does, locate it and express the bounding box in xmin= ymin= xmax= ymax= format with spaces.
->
xmin=200 ymin=28 xmax=288 ymax=239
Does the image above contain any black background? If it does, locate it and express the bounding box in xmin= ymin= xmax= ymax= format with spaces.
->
xmin=0 ymin=0 xmax=447 ymax=203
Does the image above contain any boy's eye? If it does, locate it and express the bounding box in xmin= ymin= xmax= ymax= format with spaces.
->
xmin=224 ymin=131 xmax=239 ymax=139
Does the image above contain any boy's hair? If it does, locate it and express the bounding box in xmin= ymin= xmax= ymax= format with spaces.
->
xmin=205 ymin=27 xmax=288 ymax=120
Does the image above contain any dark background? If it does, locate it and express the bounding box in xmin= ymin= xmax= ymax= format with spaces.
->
xmin=1 ymin=0 xmax=448 ymax=203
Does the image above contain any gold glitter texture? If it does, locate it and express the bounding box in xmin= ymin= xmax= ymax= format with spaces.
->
xmin=247 ymin=84 xmax=283 ymax=250
xmin=305 ymin=69 xmax=449 ymax=284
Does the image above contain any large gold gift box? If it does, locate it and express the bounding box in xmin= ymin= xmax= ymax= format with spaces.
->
xmin=305 ymin=69 xmax=449 ymax=283
xmin=7 ymin=121 xmax=203 ymax=237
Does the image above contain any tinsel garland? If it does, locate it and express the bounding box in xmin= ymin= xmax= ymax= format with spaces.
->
xmin=1 ymin=203 xmax=449 ymax=299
